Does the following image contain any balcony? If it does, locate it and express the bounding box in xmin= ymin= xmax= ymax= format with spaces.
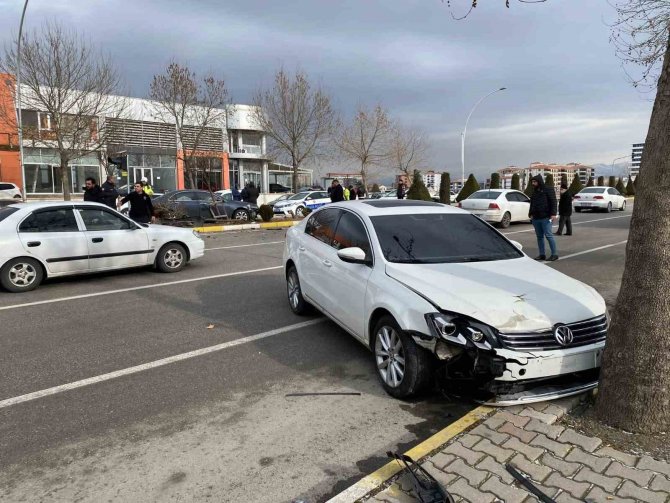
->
xmin=229 ymin=144 xmax=265 ymax=159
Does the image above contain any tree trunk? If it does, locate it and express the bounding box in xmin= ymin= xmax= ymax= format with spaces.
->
xmin=187 ymin=170 xmax=196 ymax=190
xmin=292 ymin=165 xmax=300 ymax=193
xmin=360 ymin=161 xmax=367 ymax=193
xmin=60 ymin=161 xmax=72 ymax=201
xmin=594 ymin=35 xmax=670 ymax=433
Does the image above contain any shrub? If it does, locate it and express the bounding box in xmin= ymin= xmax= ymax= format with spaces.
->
xmin=626 ymin=178 xmax=636 ymax=196
xmin=597 ymin=175 xmax=605 ymax=186
xmin=153 ymin=202 xmax=190 ymax=224
xmin=524 ymin=177 xmax=534 ymax=197
xmin=490 ymin=172 xmax=501 ymax=189
xmin=568 ymin=175 xmax=583 ymax=194
xmin=616 ymin=179 xmax=627 ymax=194
xmin=511 ymin=173 xmax=520 ymax=191
xmin=587 ymin=176 xmax=595 ymax=187
xmin=259 ymin=204 xmax=274 ymax=222
xmin=371 ymin=183 xmax=380 ymax=193
xmin=545 ymin=174 xmax=555 ymax=187
xmin=439 ymin=172 xmax=451 ymax=204
xmin=560 ymin=173 xmax=568 ymax=187
xmin=299 ymin=207 xmax=312 ymax=217
xmin=456 ymin=174 xmax=480 ymax=202
xmin=407 ymin=170 xmax=433 ymax=201
xmin=608 ymin=175 xmax=617 ymax=187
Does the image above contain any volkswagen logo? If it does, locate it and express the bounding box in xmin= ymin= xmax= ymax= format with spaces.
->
xmin=554 ymin=325 xmax=574 ymax=346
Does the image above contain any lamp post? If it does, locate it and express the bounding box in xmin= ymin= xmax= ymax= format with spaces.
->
xmin=611 ymin=155 xmax=629 ymax=179
xmin=16 ymin=0 xmax=29 ymax=200
xmin=460 ymin=87 xmax=506 ymax=190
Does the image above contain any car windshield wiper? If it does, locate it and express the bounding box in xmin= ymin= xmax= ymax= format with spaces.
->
xmin=456 ymin=255 xmax=505 ymax=263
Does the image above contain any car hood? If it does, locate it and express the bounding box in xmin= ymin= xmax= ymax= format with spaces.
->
xmin=385 ymin=258 xmax=605 ymax=332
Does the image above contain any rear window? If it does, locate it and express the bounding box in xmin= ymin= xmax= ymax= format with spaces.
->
xmin=371 ymin=213 xmax=522 ymax=264
xmin=0 ymin=207 xmax=19 ymax=222
xmin=579 ymin=188 xmax=606 ymax=194
xmin=0 ymin=183 xmax=16 ymax=190
xmin=468 ymin=191 xmax=501 ymax=200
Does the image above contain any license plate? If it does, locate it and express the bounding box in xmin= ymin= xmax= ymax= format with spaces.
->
xmin=581 ymin=203 xmax=592 ymax=207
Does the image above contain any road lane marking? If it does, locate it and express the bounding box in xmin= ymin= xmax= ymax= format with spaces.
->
xmin=504 ymin=214 xmax=631 ymax=235
xmin=205 ymin=240 xmax=284 ymax=251
xmin=0 ymin=266 xmax=283 ymax=312
xmin=558 ymin=240 xmax=628 ymax=261
xmin=0 ymin=319 xmax=325 ymax=410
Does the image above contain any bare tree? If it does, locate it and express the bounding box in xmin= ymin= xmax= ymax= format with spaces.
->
xmin=446 ymin=0 xmax=670 ymax=433
xmin=337 ymin=105 xmax=392 ymax=190
xmin=150 ymin=62 xmax=231 ymax=192
xmin=252 ymin=69 xmax=337 ymax=191
xmin=389 ymin=124 xmax=429 ymax=178
xmin=0 ymin=22 xmax=127 ymax=201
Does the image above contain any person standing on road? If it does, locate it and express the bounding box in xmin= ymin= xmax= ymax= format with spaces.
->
xmin=555 ymin=183 xmax=573 ymax=236
xmin=241 ymin=182 xmax=259 ymax=204
xmin=528 ymin=174 xmax=558 ymax=261
xmin=232 ymin=184 xmax=241 ymax=201
xmin=141 ymin=177 xmax=154 ymax=196
xmin=119 ymin=182 xmax=155 ymax=224
xmin=343 ymin=185 xmax=350 ymax=201
xmin=396 ymin=182 xmax=406 ymax=200
xmin=330 ymin=179 xmax=344 ymax=202
xmin=100 ymin=175 xmax=119 ymax=209
xmin=349 ymin=185 xmax=358 ymax=200
xmin=83 ymin=177 xmax=103 ymax=203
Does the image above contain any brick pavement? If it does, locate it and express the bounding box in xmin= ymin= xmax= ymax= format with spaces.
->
xmin=368 ymin=397 xmax=670 ymax=503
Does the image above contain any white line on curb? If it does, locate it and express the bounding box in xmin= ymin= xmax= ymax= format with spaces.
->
xmin=0 ymin=266 xmax=283 ymax=312
xmin=205 ymin=240 xmax=284 ymax=251
xmin=558 ymin=240 xmax=628 ymax=261
xmin=0 ymin=319 xmax=325 ymax=410
xmin=503 ymin=214 xmax=631 ymax=235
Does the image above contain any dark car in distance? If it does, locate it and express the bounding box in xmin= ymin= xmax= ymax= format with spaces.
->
xmin=153 ymin=190 xmax=258 ymax=222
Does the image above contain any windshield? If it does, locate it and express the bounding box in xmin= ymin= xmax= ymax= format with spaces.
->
xmin=579 ymin=188 xmax=606 ymax=194
xmin=288 ymin=192 xmax=310 ymax=201
xmin=469 ymin=190 xmax=501 ymax=200
xmin=371 ymin=213 xmax=522 ymax=264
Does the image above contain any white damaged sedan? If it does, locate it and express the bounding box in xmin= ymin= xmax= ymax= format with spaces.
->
xmin=283 ymin=200 xmax=607 ymax=405
xmin=0 ymin=202 xmax=205 ymax=292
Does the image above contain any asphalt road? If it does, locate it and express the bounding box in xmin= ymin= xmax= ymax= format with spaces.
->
xmin=0 ymin=206 xmax=632 ymax=503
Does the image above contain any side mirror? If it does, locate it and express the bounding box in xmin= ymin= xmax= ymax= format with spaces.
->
xmin=510 ymin=240 xmax=523 ymax=251
xmin=337 ymin=247 xmax=370 ymax=265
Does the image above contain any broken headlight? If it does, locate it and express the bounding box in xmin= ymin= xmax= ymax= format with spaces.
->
xmin=425 ymin=312 xmax=499 ymax=350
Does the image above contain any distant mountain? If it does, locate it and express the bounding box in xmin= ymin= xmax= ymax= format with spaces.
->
xmin=592 ymin=163 xmax=631 ymax=178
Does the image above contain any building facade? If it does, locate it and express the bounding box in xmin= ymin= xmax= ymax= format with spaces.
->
xmin=631 ymin=143 xmax=643 ymax=178
xmin=498 ymin=162 xmax=594 ymax=189
xmin=0 ymin=74 xmax=311 ymax=197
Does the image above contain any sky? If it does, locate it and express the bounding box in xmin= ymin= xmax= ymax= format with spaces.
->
xmin=0 ymin=0 xmax=654 ymax=182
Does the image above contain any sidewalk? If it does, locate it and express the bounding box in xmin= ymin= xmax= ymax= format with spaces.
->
xmin=348 ymin=397 xmax=670 ymax=503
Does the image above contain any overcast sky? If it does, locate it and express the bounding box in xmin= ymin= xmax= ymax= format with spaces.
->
xmin=0 ymin=0 xmax=653 ymax=181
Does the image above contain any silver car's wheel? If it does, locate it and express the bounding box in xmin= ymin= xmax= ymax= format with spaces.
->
xmin=499 ymin=212 xmax=511 ymax=229
xmin=375 ymin=325 xmax=406 ymax=388
xmin=156 ymin=243 xmax=187 ymax=273
xmin=286 ymin=266 xmax=310 ymax=315
xmin=1 ymin=257 xmax=44 ymax=293
xmin=9 ymin=262 xmax=37 ymax=287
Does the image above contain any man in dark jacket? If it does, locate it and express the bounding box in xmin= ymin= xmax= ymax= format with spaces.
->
xmin=330 ymin=179 xmax=344 ymax=202
xmin=100 ymin=175 xmax=119 ymax=209
xmin=555 ymin=183 xmax=573 ymax=236
xmin=241 ymin=182 xmax=260 ymax=204
xmin=83 ymin=177 xmax=103 ymax=203
xmin=396 ymin=182 xmax=406 ymax=200
xmin=528 ymin=174 xmax=558 ymax=261
xmin=119 ymin=182 xmax=155 ymax=223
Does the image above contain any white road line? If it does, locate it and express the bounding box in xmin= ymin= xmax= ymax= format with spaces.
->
xmin=504 ymin=214 xmax=631 ymax=235
xmin=205 ymin=240 xmax=284 ymax=251
xmin=0 ymin=319 xmax=325 ymax=410
xmin=558 ymin=240 xmax=628 ymax=261
xmin=0 ymin=266 xmax=283 ymax=312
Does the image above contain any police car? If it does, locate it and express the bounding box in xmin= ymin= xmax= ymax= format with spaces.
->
xmin=273 ymin=191 xmax=330 ymax=216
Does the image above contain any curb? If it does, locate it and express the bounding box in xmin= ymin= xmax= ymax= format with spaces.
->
xmin=193 ymin=220 xmax=300 ymax=233
xmin=327 ymin=405 xmax=494 ymax=503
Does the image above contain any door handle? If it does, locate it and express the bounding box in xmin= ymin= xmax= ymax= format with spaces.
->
xmin=298 ymin=246 xmax=306 ymax=252
xmin=27 ymin=241 xmax=41 ymax=247
xmin=322 ymin=259 xmax=332 ymax=267
xmin=92 ymin=237 xmax=104 ymax=243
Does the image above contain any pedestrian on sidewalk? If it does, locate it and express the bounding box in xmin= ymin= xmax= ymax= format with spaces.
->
xmin=528 ymin=174 xmax=558 ymax=261
xmin=119 ymin=182 xmax=155 ymax=224
xmin=100 ymin=175 xmax=119 ymax=209
xmin=83 ymin=177 xmax=103 ymax=203
xmin=555 ymin=183 xmax=573 ymax=236
xmin=330 ymin=179 xmax=344 ymax=202
xmin=396 ymin=182 xmax=405 ymax=200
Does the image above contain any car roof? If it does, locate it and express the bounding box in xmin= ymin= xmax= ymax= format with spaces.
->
xmin=328 ymin=200 xmax=467 ymax=217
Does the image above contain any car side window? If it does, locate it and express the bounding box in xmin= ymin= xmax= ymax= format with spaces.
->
xmin=19 ymin=209 xmax=79 ymax=233
xmin=176 ymin=192 xmax=195 ymax=201
xmin=305 ymin=209 xmax=340 ymax=246
xmin=221 ymin=193 xmax=232 ymax=202
xmin=608 ymin=188 xmax=619 ymax=196
xmin=0 ymin=183 xmax=14 ymax=190
xmin=332 ymin=211 xmax=372 ymax=260
xmin=505 ymin=193 xmax=516 ymax=202
xmin=79 ymin=209 xmax=133 ymax=231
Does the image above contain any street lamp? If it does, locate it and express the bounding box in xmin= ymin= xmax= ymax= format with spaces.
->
xmin=461 ymin=87 xmax=507 ymax=190
xmin=611 ymin=155 xmax=629 ymax=178
xmin=16 ymin=0 xmax=29 ymax=200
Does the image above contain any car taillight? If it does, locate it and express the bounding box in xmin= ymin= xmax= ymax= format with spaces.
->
xmin=573 ymin=195 xmax=580 ymax=199
xmin=488 ymin=203 xmax=500 ymax=210
xmin=457 ymin=202 xmax=462 ymax=208
xmin=594 ymin=196 xmax=604 ymax=200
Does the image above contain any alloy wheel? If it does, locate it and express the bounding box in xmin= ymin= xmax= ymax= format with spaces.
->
xmin=287 ymin=271 xmax=300 ymax=309
xmin=9 ymin=262 xmax=37 ymax=287
xmin=234 ymin=210 xmax=249 ymax=221
xmin=501 ymin=212 xmax=511 ymax=228
xmin=163 ymin=248 xmax=184 ymax=269
xmin=375 ymin=326 xmax=405 ymax=388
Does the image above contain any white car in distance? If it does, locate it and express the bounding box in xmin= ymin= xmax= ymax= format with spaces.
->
xmin=283 ymin=200 xmax=608 ymax=405
xmin=458 ymin=189 xmax=530 ymax=228
xmin=0 ymin=202 xmax=205 ymax=292
xmin=573 ymin=187 xmax=626 ymax=213
xmin=0 ymin=182 xmax=22 ymax=199
xmin=273 ymin=191 xmax=330 ymax=216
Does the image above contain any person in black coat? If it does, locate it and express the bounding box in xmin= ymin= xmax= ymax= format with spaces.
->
xmin=241 ymin=182 xmax=260 ymax=204
xmin=528 ymin=174 xmax=558 ymax=261
xmin=555 ymin=183 xmax=573 ymax=236
xmin=396 ymin=182 xmax=406 ymax=200
xmin=330 ymin=179 xmax=344 ymax=202
xmin=100 ymin=175 xmax=119 ymax=209
xmin=83 ymin=177 xmax=103 ymax=203
xmin=119 ymin=182 xmax=155 ymax=223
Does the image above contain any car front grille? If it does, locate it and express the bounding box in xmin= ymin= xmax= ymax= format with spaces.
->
xmin=498 ymin=314 xmax=607 ymax=351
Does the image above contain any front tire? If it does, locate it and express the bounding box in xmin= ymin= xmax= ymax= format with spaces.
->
xmin=373 ymin=315 xmax=432 ymax=399
xmin=232 ymin=209 xmax=250 ymax=221
xmin=286 ymin=266 xmax=310 ymax=315
xmin=620 ymin=200 xmax=626 ymax=211
xmin=156 ymin=243 xmax=187 ymax=273
xmin=498 ymin=212 xmax=511 ymax=229
xmin=1 ymin=257 xmax=44 ymax=292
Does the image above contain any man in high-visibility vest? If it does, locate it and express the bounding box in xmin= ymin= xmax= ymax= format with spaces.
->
xmin=343 ymin=185 xmax=350 ymax=201
xmin=141 ymin=177 xmax=154 ymax=196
